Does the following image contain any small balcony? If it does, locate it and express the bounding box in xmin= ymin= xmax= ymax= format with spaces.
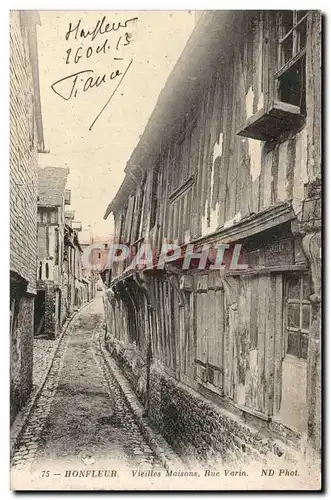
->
xmin=237 ymin=100 xmax=305 ymax=142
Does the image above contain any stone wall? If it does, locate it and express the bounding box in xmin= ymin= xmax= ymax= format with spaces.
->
xmin=148 ymin=366 xmax=293 ymax=466
xmin=10 ymin=11 xmax=39 ymax=422
xmin=106 ymin=337 xmax=147 ymax=403
xmin=10 ymin=294 xmax=34 ymax=424
xmin=105 ymin=337 xmax=297 ymax=466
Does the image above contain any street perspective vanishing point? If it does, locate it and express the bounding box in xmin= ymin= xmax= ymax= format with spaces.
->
xmin=9 ymin=10 xmax=322 ymax=491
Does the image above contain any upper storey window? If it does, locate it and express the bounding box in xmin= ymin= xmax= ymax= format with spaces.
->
xmin=169 ymin=118 xmax=198 ymax=203
xmin=276 ymin=11 xmax=308 ymax=110
xmin=237 ymin=11 xmax=308 ymax=142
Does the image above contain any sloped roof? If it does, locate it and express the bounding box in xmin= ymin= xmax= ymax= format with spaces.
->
xmin=38 ymin=167 xmax=69 ymax=207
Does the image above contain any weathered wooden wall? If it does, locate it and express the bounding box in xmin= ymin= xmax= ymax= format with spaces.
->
xmin=107 ymin=11 xmax=321 ymax=436
xmin=113 ymin=12 xmax=318 ymax=266
xmin=107 ymin=263 xmax=307 ymax=420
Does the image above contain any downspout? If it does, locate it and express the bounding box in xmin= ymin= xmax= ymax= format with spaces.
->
xmin=133 ymin=271 xmax=154 ymax=417
xmin=167 ymin=273 xmax=185 ymax=381
xmin=145 ymin=307 xmax=153 ymax=417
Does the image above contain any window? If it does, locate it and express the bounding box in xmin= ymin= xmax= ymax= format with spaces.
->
xmin=169 ymin=119 xmax=198 ymax=201
xmin=54 ymin=228 xmax=59 ymax=265
xmin=150 ymin=163 xmax=160 ymax=229
xmin=237 ymin=11 xmax=308 ymax=141
xmin=50 ymin=210 xmax=58 ymax=224
xmin=285 ymin=274 xmax=311 ymax=360
xmin=276 ymin=11 xmax=308 ymax=111
xmin=278 ymin=11 xmax=307 ymax=66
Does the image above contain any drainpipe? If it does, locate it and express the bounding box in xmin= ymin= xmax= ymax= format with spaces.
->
xmin=167 ymin=273 xmax=185 ymax=381
xmin=133 ymin=272 xmax=154 ymax=417
xmin=145 ymin=307 xmax=153 ymax=416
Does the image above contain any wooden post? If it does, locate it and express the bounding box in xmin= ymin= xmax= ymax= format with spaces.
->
xmin=133 ymin=272 xmax=155 ymax=416
xmin=168 ymin=274 xmax=185 ymax=381
xmin=303 ymin=10 xmax=321 ymax=462
xmin=302 ymin=231 xmax=321 ymax=460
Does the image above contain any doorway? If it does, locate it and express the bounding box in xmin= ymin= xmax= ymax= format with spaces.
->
xmin=34 ymin=290 xmax=45 ymax=337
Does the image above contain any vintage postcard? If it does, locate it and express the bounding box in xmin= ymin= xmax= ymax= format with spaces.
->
xmin=9 ymin=10 xmax=322 ymax=491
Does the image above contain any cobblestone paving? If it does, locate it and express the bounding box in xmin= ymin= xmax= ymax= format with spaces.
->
xmin=11 ymin=294 xmax=163 ymax=481
xmin=33 ymin=338 xmax=59 ymax=390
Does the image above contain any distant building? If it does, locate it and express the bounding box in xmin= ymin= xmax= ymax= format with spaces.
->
xmin=10 ymin=11 xmax=45 ymax=422
xmin=80 ymin=241 xmax=110 ymax=289
xmin=63 ymin=210 xmax=75 ymax=314
xmin=63 ymin=215 xmax=87 ymax=312
xmin=80 ymin=243 xmax=98 ymax=301
xmin=35 ymin=167 xmax=70 ymax=338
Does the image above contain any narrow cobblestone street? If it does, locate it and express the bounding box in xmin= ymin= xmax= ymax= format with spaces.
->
xmin=9 ymin=9 xmax=322 ymax=492
xmin=11 ymin=293 xmax=164 ymax=489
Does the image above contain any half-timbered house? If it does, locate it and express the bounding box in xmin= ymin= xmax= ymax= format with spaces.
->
xmin=103 ymin=11 xmax=321 ymax=464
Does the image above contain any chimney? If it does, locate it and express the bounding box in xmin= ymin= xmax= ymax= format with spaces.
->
xmin=64 ymin=189 xmax=71 ymax=205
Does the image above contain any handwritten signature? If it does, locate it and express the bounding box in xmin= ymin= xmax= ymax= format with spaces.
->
xmin=51 ymin=59 xmax=133 ymax=130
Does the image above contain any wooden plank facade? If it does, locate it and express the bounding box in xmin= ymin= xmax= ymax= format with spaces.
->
xmin=104 ymin=11 xmax=321 ymax=455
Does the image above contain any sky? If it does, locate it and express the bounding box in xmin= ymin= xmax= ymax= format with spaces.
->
xmin=37 ymin=11 xmax=195 ymax=243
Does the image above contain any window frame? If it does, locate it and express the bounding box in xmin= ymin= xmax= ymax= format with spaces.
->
xmin=237 ymin=10 xmax=309 ymax=141
xmin=275 ymin=11 xmax=308 ymax=112
xmin=277 ymin=11 xmax=308 ymax=73
xmin=284 ymin=273 xmax=312 ymax=360
xmin=169 ymin=117 xmax=198 ymax=202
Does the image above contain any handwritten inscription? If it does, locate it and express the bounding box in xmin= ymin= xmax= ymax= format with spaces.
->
xmin=51 ymin=15 xmax=137 ymax=129
xmin=65 ymin=16 xmax=138 ymax=42
xmin=65 ymin=33 xmax=132 ymax=65
xmin=52 ymin=67 xmax=124 ymax=100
